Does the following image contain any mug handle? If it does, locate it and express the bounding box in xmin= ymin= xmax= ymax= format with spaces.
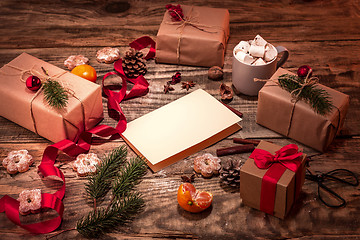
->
xmin=275 ymin=46 xmax=289 ymax=69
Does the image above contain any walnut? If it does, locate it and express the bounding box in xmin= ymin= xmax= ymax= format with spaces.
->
xmin=208 ymin=66 xmax=223 ymax=80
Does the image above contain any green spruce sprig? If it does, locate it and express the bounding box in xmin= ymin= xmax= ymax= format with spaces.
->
xmin=77 ymin=146 xmax=147 ymax=238
xmin=42 ymin=79 xmax=69 ymax=109
xmin=85 ymin=145 xmax=128 ymax=209
xmin=47 ymin=146 xmax=148 ymax=239
xmin=76 ymin=193 xmax=145 ymax=238
xmin=278 ymin=74 xmax=333 ymax=115
xmin=112 ymin=157 xmax=148 ymax=200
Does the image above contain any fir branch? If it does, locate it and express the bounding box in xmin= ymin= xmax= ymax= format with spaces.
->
xmin=106 ymin=157 xmax=147 ymax=211
xmin=76 ymin=193 xmax=145 ymax=238
xmin=85 ymin=146 xmax=128 ymax=207
xmin=42 ymin=79 xmax=69 ymax=109
xmin=278 ymin=74 xmax=333 ymax=115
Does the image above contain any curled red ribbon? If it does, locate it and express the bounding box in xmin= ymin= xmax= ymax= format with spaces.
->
xmin=250 ymin=144 xmax=303 ymax=215
xmin=0 ymin=36 xmax=155 ymax=234
xmin=129 ymin=36 xmax=156 ymax=60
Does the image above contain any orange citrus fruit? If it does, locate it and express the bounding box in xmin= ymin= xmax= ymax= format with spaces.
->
xmin=177 ymin=183 xmax=213 ymax=213
xmin=71 ymin=64 xmax=97 ymax=83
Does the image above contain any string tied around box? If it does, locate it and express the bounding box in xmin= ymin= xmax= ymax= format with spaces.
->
xmin=0 ymin=63 xmax=86 ymax=140
xmin=165 ymin=5 xmax=225 ymax=65
xmin=256 ymin=66 xmax=341 ymax=141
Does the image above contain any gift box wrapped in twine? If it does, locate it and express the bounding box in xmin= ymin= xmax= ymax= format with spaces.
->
xmin=0 ymin=53 xmax=103 ymax=143
xmin=257 ymin=68 xmax=349 ymax=152
xmin=156 ymin=5 xmax=230 ymax=67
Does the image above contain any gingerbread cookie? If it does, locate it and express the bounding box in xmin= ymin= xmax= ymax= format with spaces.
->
xmin=96 ymin=47 xmax=121 ymax=64
xmin=2 ymin=150 xmax=33 ymax=174
xmin=73 ymin=153 xmax=101 ymax=177
xmin=64 ymin=55 xmax=89 ymax=70
xmin=17 ymin=189 xmax=42 ymax=215
xmin=193 ymin=153 xmax=221 ymax=178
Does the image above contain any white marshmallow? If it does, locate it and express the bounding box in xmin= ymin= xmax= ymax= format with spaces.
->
xmin=235 ymin=41 xmax=250 ymax=53
xmin=264 ymin=44 xmax=277 ymax=62
xmin=253 ymin=35 xmax=268 ymax=46
xmin=253 ymin=58 xmax=266 ymax=65
xmin=249 ymin=45 xmax=265 ymax=58
xmin=235 ymin=51 xmax=254 ymax=65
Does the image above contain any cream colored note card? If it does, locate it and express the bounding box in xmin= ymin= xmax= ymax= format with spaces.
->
xmin=121 ymin=89 xmax=242 ymax=172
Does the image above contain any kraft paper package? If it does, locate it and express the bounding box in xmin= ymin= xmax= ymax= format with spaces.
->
xmin=0 ymin=53 xmax=103 ymax=143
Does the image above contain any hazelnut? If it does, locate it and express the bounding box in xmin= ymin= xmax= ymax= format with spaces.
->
xmin=208 ymin=66 xmax=223 ymax=80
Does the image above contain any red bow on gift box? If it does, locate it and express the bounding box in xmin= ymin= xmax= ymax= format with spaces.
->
xmin=250 ymin=144 xmax=303 ymax=216
xmin=251 ymin=144 xmax=303 ymax=171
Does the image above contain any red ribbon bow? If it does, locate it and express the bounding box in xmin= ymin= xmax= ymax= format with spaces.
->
xmin=249 ymin=144 xmax=303 ymax=216
xmin=0 ymin=36 xmax=156 ymax=234
xmin=250 ymin=144 xmax=303 ymax=172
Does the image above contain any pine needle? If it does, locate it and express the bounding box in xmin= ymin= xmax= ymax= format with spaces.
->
xmin=76 ymin=193 xmax=145 ymax=238
xmin=85 ymin=145 xmax=128 ymax=204
xmin=112 ymin=157 xmax=147 ymax=200
xmin=278 ymin=74 xmax=333 ymax=115
xmin=42 ymin=79 xmax=69 ymax=109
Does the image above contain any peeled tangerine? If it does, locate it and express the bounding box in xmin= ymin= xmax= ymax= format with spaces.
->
xmin=177 ymin=183 xmax=213 ymax=213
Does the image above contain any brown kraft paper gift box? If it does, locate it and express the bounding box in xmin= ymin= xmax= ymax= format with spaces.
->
xmin=240 ymin=141 xmax=307 ymax=219
xmin=256 ymin=68 xmax=349 ymax=152
xmin=0 ymin=53 xmax=103 ymax=143
xmin=156 ymin=5 xmax=230 ymax=67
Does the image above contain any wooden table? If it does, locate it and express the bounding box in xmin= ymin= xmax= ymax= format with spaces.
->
xmin=1 ymin=0 xmax=359 ymax=239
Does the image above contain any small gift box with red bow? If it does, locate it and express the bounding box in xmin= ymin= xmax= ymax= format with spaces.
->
xmin=240 ymin=141 xmax=307 ymax=219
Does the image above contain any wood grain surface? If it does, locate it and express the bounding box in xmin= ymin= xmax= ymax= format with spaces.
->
xmin=0 ymin=0 xmax=359 ymax=239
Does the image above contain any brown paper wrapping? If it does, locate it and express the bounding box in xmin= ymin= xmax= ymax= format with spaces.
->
xmin=240 ymin=141 xmax=307 ymax=219
xmin=156 ymin=5 xmax=230 ymax=67
xmin=256 ymin=68 xmax=349 ymax=152
xmin=0 ymin=53 xmax=103 ymax=143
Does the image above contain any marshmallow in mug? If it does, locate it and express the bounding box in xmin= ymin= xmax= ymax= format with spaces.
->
xmin=234 ymin=35 xmax=277 ymax=66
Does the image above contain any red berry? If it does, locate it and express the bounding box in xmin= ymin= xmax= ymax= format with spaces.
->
xmin=26 ymin=76 xmax=42 ymax=91
xmin=297 ymin=65 xmax=312 ymax=78
xmin=165 ymin=4 xmax=183 ymax=21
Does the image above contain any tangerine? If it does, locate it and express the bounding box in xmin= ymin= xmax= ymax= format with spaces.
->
xmin=71 ymin=64 xmax=97 ymax=83
xmin=177 ymin=183 xmax=213 ymax=213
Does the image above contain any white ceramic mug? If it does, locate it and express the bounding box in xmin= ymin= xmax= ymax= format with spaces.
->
xmin=232 ymin=45 xmax=289 ymax=96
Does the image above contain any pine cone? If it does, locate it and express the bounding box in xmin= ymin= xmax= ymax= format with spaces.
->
xmin=219 ymin=159 xmax=243 ymax=187
xmin=122 ymin=48 xmax=147 ymax=78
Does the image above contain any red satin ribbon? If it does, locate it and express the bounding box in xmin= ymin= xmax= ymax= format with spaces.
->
xmin=129 ymin=36 xmax=156 ymax=60
xmin=250 ymin=144 xmax=303 ymax=215
xmin=0 ymin=36 xmax=155 ymax=234
xmin=0 ymin=193 xmax=64 ymax=234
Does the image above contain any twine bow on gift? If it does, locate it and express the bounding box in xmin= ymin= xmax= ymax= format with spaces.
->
xmin=289 ymin=69 xmax=318 ymax=103
xmin=250 ymin=144 xmax=304 ymax=216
